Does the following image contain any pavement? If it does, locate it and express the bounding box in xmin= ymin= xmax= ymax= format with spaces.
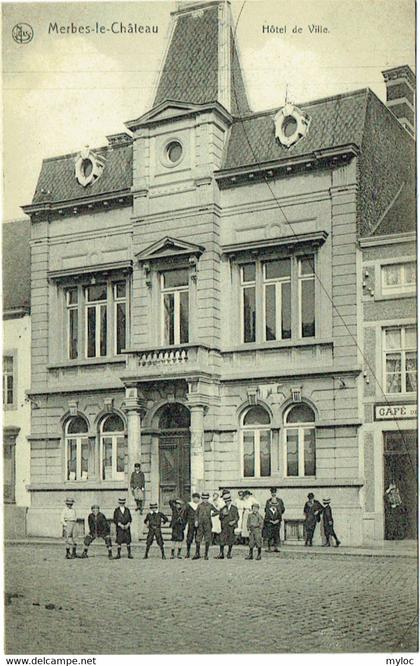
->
xmin=4 ymin=542 xmax=418 ymax=654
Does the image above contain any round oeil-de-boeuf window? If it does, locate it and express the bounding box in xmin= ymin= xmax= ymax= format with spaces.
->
xmin=282 ymin=115 xmax=298 ymax=138
xmin=81 ymin=158 xmax=93 ymax=178
xmin=166 ymin=140 xmax=183 ymax=164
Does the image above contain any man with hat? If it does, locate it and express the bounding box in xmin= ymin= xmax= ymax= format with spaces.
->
xmin=81 ymin=504 xmax=113 ymax=559
xmin=130 ymin=462 xmax=145 ymax=513
xmin=193 ymin=492 xmax=219 ymax=560
xmin=144 ymin=502 xmax=168 ymax=559
xmin=303 ymin=492 xmax=323 ymax=546
xmin=113 ymin=497 xmax=133 ymax=559
xmin=216 ymin=491 xmax=239 ymax=559
xmin=61 ymin=497 xmax=78 ymax=559
xmin=185 ymin=492 xmax=200 ymax=558
xmin=321 ymin=498 xmax=341 ymax=547
xmin=246 ymin=502 xmax=264 ymax=560
xmin=264 ymin=490 xmax=285 ymax=552
xmin=169 ymin=498 xmax=187 ymax=559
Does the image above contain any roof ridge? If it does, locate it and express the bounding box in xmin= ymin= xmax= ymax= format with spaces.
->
xmin=41 ymin=142 xmax=131 ymax=164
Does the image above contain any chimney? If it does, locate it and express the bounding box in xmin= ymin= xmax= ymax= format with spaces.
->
xmin=382 ymin=65 xmax=415 ymax=137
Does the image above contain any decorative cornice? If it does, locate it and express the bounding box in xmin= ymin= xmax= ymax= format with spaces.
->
xmin=21 ymin=190 xmax=132 ymax=218
xmin=126 ymin=99 xmax=232 ymax=132
xmin=3 ymin=307 xmax=30 ymax=320
xmin=359 ymin=232 xmax=416 ymax=248
xmin=222 ymin=230 xmax=328 ymax=256
xmin=48 ymin=260 xmax=132 ymax=283
xmin=136 ymin=236 xmax=205 ymax=263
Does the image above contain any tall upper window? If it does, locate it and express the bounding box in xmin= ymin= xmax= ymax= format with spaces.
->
xmin=100 ymin=414 xmax=126 ymax=481
xmin=382 ymin=262 xmax=416 ymax=295
xmin=241 ymin=405 xmax=271 ymax=478
xmin=65 ymin=416 xmax=91 ymax=481
xmin=263 ymin=258 xmax=291 ymax=341
xmin=161 ymin=269 xmax=189 ymax=345
xmin=3 ymin=355 xmax=14 ymax=407
xmin=285 ymin=404 xmax=316 ymax=477
xmin=85 ymin=284 xmax=107 ymax=358
xmin=66 ymin=288 xmax=78 ymax=360
xmin=298 ymin=255 xmax=315 ymax=338
xmin=114 ymin=282 xmax=127 ymax=355
xmin=241 ymin=263 xmax=256 ymax=343
xmin=384 ymin=326 xmax=417 ymax=394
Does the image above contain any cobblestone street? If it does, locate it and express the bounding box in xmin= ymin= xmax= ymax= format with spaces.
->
xmin=5 ymin=543 xmax=418 ymax=654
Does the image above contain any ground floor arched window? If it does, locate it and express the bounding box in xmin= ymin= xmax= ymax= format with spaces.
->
xmin=100 ymin=414 xmax=126 ymax=481
xmin=241 ymin=405 xmax=271 ymax=478
xmin=65 ymin=415 xmax=90 ymax=481
xmin=284 ymin=404 xmax=316 ymax=477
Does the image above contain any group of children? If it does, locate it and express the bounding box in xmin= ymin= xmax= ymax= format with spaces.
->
xmin=61 ymin=486 xmax=340 ymax=560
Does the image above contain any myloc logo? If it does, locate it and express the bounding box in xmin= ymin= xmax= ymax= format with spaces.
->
xmin=12 ymin=23 xmax=34 ymax=44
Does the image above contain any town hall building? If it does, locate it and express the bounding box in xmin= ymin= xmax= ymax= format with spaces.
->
xmin=22 ymin=0 xmax=416 ymax=544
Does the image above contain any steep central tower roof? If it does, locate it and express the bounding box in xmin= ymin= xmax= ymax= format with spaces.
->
xmin=153 ymin=0 xmax=251 ymax=115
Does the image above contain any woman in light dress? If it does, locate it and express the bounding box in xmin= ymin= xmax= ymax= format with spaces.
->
xmin=241 ymin=490 xmax=256 ymax=544
xmin=211 ymin=491 xmax=225 ymax=544
xmin=235 ymin=490 xmax=246 ymax=543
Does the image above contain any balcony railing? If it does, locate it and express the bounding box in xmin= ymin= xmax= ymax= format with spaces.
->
xmin=123 ymin=344 xmax=222 ymax=381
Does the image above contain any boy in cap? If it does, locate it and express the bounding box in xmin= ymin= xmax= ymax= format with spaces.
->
xmin=113 ymin=497 xmax=133 ymax=559
xmin=246 ymin=502 xmax=264 ymax=560
xmin=61 ymin=498 xmax=77 ymax=559
xmin=193 ymin=492 xmax=219 ymax=560
xmin=216 ymin=491 xmax=239 ymax=559
xmin=144 ymin=502 xmax=168 ymax=559
xmin=169 ymin=498 xmax=186 ymax=559
xmin=81 ymin=504 xmax=113 ymax=559
xmin=321 ymin=498 xmax=341 ymax=547
xmin=185 ymin=492 xmax=200 ymax=558
xmin=130 ymin=462 xmax=145 ymax=513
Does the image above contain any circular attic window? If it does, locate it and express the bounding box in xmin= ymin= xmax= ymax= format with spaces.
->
xmin=81 ymin=158 xmax=93 ymax=178
xmin=166 ymin=140 xmax=183 ymax=164
xmin=282 ymin=115 xmax=298 ymax=138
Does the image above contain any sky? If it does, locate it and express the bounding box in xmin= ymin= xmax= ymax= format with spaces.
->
xmin=2 ymin=0 xmax=415 ymax=221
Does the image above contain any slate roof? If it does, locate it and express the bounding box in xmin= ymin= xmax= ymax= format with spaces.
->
xmin=153 ymin=3 xmax=250 ymax=115
xmin=372 ymin=180 xmax=416 ymax=236
xmin=31 ymin=143 xmax=133 ymax=206
xmin=221 ymin=89 xmax=369 ymax=171
xmin=3 ymin=218 xmax=31 ymax=313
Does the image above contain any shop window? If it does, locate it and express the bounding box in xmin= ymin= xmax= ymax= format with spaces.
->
xmin=241 ymin=405 xmax=271 ymax=478
xmin=161 ymin=269 xmax=189 ymax=345
xmin=100 ymin=414 xmax=127 ymax=481
xmin=65 ymin=416 xmax=92 ymax=481
xmin=3 ymin=355 xmax=15 ymax=408
xmin=284 ymin=403 xmax=316 ymax=477
xmin=384 ymin=326 xmax=417 ymax=394
xmin=382 ymin=262 xmax=416 ymax=295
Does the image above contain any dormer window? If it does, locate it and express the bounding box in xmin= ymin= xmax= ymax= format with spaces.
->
xmin=75 ymin=146 xmax=104 ymax=187
xmin=274 ymin=103 xmax=310 ymax=149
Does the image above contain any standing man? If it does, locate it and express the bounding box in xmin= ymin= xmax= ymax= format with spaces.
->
xmin=81 ymin=504 xmax=113 ymax=559
xmin=113 ymin=497 xmax=133 ymax=559
xmin=321 ymin=498 xmax=341 ymax=547
xmin=263 ymin=495 xmax=285 ymax=552
xmin=303 ymin=492 xmax=323 ymax=546
xmin=216 ymin=491 xmax=239 ymax=559
xmin=61 ymin=497 xmax=78 ymax=559
xmin=185 ymin=492 xmax=200 ymax=558
xmin=264 ymin=487 xmax=285 ymax=513
xmin=193 ymin=492 xmax=219 ymax=560
xmin=130 ymin=462 xmax=145 ymax=514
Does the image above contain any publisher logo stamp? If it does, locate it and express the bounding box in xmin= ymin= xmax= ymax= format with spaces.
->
xmin=12 ymin=23 xmax=34 ymax=44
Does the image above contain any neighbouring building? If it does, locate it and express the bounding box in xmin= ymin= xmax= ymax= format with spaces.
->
xmin=22 ymin=1 xmax=416 ymax=544
xmin=3 ymin=218 xmax=31 ymax=537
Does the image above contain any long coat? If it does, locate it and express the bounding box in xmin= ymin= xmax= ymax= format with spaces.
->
xmin=219 ymin=503 xmax=240 ymax=546
xmin=88 ymin=512 xmax=110 ymax=538
xmin=113 ymin=507 xmax=132 ymax=545
xmin=303 ymin=500 xmax=323 ymax=529
xmin=322 ymin=504 xmax=335 ymax=537
xmin=169 ymin=500 xmax=187 ymax=541
xmin=195 ymin=501 xmax=218 ymax=543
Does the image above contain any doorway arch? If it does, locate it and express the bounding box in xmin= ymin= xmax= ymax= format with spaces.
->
xmin=158 ymin=403 xmax=191 ymax=507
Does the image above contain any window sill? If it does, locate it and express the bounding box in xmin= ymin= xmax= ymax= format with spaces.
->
xmin=48 ymin=357 xmax=126 ymax=370
xmin=27 ymin=481 xmax=128 ymax=491
xmin=221 ymin=478 xmax=364 ymax=489
xmin=223 ymin=338 xmax=333 ymax=353
xmin=373 ymin=292 xmax=416 ymax=302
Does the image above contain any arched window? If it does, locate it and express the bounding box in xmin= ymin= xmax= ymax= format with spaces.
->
xmin=65 ymin=415 xmax=90 ymax=481
xmin=158 ymin=403 xmax=190 ymax=430
xmin=100 ymin=414 xmax=126 ymax=481
xmin=241 ymin=405 xmax=271 ymax=478
xmin=284 ymin=404 xmax=316 ymax=477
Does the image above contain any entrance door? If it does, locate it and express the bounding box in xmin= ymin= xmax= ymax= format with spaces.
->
xmin=158 ymin=404 xmax=191 ymax=508
xmin=384 ymin=431 xmax=418 ymax=540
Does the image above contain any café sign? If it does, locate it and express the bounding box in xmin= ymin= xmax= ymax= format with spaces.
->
xmin=375 ymin=403 xmax=417 ymax=421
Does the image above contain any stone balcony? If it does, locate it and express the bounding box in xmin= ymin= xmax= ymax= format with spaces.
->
xmin=122 ymin=344 xmax=222 ymax=383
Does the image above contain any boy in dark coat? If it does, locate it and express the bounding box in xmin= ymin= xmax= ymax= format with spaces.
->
xmin=264 ymin=496 xmax=285 ymax=552
xmin=169 ymin=498 xmax=186 ymax=559
xmin=246 ymin=502 xmax=264 ymax=560
xmin=215 ymin=491 xmax=239 ymax=559
xmin=303 ymin=492 xmax=323 ymax=546
xmin=193 ymin=492 xmax=219 ymax=560
xmin=130 ymin=462 xmax=145 ymax=513
xmin=81 ymin=504 xmax=113 ymax=559
xmin=321 ymin=498 xmax=341 ymax=547
xmin=113 ymin=497 xmax=133 ymax=559
xmin=144 ymin=502 xmax=168 ymax=559
xmin=185 ymin=492 xmax=200 ymax=558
